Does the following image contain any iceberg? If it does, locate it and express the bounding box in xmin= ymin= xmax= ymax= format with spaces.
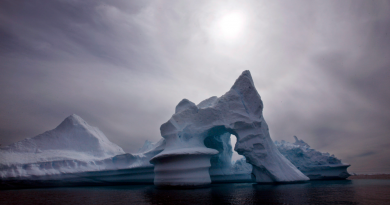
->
xmin=0 ymin=71 xmax=349 ymax=189
xmin=230 ymin=136 xmax=351 ymax=180
xmin=0 ymin=114 xmax=153 ymax=180
xmin=150 ymin=70 xmax=309 ymax=187
xmin=274 ymin=136 xmax=350 ymax=179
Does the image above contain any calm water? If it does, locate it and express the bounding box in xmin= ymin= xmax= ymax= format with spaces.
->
xmin=1 ymin=180 xmax=390 ymax=205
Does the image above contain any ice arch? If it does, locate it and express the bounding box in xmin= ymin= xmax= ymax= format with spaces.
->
xmin=204 ymin=132 xmax=234 ymax=176
xmin=150 ymin=70 xmax=309 ymax=187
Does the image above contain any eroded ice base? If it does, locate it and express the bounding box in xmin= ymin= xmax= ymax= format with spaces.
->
xmin=151 ymin=148 xmax=218 ymax=187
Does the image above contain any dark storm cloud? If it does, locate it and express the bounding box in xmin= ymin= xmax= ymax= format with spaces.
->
xmin=356 ymin=151 xmax=377 ymax=158
xmin=0 ymin=0 xmax=389 ymax=174
xmin=0 ymin=0 xmax=159 ymax=66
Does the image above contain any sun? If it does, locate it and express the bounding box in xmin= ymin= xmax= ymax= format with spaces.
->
xmin=215 ymin=12 xmax=246 ymax=41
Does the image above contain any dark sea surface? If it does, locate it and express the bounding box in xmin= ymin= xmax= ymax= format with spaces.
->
xmin=1 ymin=179 xmax=390 ymax=205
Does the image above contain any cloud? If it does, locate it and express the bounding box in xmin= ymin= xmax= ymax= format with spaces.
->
xmin=0 ymin=0 xmax=389 ymax=173
xmin=356 ymin=151 xmax=377 ymax=158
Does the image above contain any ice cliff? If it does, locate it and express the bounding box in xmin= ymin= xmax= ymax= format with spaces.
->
xmin=150 ymin=70 xmax=309 ymax=187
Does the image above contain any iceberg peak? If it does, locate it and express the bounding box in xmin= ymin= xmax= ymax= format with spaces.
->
xmin=1 ymin=114 xmax=124 ymax=157
xmin=231 ymin=70 xmax=255 ymax=91
xmin=293 ymin=135 xmax=310 ymax=147
xmin=56 ymin=114 xmax=89 ymax=130
xmin=175 ymin=99 xmax=197 ymax=114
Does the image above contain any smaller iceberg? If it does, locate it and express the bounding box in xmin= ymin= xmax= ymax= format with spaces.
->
xmin=0 ymin=114 xmax=155 ymax=182
xmin=275 ymin=136 xmax=350 ymax=179
xmin=233 ymin=136 xmax=350 ymax=179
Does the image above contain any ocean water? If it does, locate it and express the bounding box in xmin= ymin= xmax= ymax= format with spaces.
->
xmin=1 ymin=179 xmax=390 ymax=205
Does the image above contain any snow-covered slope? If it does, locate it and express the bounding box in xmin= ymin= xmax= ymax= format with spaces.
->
xmin=151 ymin=70 xmax=309 ymax=187
xmin=0 ymin=114 xmax=129 ymax=178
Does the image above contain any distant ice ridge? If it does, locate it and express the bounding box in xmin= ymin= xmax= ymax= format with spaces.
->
xmin=151 ymin=70 xmax=309 ymax=187
xmin=0 ymin=115 xmax=154 ymax=179
xmin=232 ymin=157 xmax=252 ymax=174
xmin=276 ymin=136 xmax=343 ymax=168
xmin=137 ymin=139 xmax=165 ymax=156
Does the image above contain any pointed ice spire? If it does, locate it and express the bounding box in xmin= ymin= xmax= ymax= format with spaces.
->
xmin=231 ymin=70 xmax=255 ymax=91
xmin=230 ymin=70 xmax=263 ymax=118
xmin=293 ymin=136 xmax=310 ymax=147
xmin=56 ymin=114 xmax=88 ymax=130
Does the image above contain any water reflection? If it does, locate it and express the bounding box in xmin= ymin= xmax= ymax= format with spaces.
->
xmin=142 ymin=181 xmax=358 ymax=205
xmin=1 ymin=180 xmax=390 ymax=205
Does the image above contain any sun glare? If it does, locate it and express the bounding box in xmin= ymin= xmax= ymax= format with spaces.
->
xmin=215 ymin=12 xmax=246 ymax=41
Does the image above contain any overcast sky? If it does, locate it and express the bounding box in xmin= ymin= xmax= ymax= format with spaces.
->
xmin=1 ymin=0 xmax=389 ymax=174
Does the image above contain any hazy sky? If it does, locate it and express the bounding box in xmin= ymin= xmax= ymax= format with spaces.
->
xmin=1 ymin=0 xmax=389 ymax=174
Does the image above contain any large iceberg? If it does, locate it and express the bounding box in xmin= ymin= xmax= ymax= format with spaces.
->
xmin=0 ymin=114 xmax=153 ymax=180
xmin=150 ymin=70 xmax=309 ymax=187
xmin=1 ymin=71 xmax=350 ymax=189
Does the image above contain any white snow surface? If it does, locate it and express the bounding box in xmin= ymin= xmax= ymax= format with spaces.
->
xmin=152 ymin=70 xmax=309 ymax=185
